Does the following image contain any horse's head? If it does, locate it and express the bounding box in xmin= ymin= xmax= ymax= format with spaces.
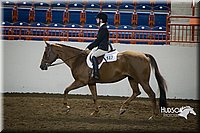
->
xmin=188 ymin=106 xmax=196 ymax=116
xmin=40 ymin=42 xmax=58 ymax=70
xmin=180 ymin=106 xmax=196 ymax=116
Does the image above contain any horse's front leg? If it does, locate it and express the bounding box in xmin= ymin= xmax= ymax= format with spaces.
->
xmin=88 ymin=84 xmax=100 ymax=116
xmin=63 ymin=80 xmax=86 ymax=112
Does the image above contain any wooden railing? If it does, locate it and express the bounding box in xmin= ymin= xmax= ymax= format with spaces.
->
xmin=1 ymin=15 xmax=199 ymax=44
xmin=166 ymin=15 xmax=200 ymax=43
xmin=1 ymin=26 xmax=168 ymax=44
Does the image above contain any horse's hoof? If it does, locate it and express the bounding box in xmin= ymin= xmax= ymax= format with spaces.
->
xmin=62 ymin=105 xmax=71 ymax=114
xmin=90 ymin=110 xmax=99 ymax=116
xmin=119 ymin=108 xmax=126 ymax=115
xmin=65 ymin=105 xmax=71 ymax=113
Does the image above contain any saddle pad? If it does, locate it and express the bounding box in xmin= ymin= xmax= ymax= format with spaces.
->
xmin=104 ymin=50 xmax=119 ymax=62
xmin=86 ymin=50 xmax=119 ymax=69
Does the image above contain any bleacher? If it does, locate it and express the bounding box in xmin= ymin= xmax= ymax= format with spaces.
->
xmin=1 ymin=0 xmax=171 ymax=44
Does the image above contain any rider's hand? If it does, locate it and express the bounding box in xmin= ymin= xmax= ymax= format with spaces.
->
xmin=83 ymin=48 xmax=89 ymax=53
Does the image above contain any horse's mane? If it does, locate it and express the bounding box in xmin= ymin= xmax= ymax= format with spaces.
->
xmin=53 ymin=43 xmax=84 ymax=53
xmin=183 ymin=106 xmax=192 ymax=110
xmin=180 ymin=106 xmax=192 ymax=112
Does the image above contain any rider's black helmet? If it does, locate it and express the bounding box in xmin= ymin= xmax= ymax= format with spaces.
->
xmin=96 ymin=12 xmax=108 ymax=23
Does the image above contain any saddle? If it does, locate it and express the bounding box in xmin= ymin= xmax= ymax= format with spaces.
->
xmin=86 ymin=50 xmax=119 ymax=69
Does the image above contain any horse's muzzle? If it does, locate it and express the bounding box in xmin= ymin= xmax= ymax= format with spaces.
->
xmin=40 ymin=63 xmax=48 ymax=70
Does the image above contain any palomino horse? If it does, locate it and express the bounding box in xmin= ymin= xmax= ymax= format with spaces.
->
xmin=40 ymin=41 xmax=167 ymax=118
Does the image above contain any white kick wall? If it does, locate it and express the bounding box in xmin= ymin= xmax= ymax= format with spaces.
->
xmin=2 ymin=40 xmax=198 ymax=100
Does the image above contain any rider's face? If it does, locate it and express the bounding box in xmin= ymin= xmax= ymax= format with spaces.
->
xmin=96 ymin=18 xmax=100 ymax=25
xmin=96 ymin=18 xmax=103 ymax=26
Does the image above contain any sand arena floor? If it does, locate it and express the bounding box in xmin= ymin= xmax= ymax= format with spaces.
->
xmin=2 ymin=93 xmax=199 ymax=132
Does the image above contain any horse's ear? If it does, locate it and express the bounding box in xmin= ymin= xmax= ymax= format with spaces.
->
xmin=45 ymin=41 xmax=50 ymax=47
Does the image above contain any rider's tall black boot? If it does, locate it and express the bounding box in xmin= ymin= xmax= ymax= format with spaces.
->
xmin=91 ymin=56 xmax=99 ymax=80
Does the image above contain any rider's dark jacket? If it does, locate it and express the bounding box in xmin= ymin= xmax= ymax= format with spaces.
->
xmin=86 ymin=24 xmax=109 ymax=51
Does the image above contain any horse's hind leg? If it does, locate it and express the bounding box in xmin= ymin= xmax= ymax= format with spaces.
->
xmin=140 ymin=81 xmax=157 ymax=119
xmin=120 ymin=77 xmax=141 ymax=115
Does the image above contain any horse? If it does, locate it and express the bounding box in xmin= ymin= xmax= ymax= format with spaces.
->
xmin=40 ymin=41 xmax=167 ymax=118
xmin=178 ymin=106 xmax=196 ymax=119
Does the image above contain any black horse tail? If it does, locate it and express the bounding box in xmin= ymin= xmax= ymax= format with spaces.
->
xmin=145 ymin=54 xmax=167 ymax=108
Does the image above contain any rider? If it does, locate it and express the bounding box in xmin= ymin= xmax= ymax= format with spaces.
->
xmin=85 ymin=12 xmax=111 ymax=80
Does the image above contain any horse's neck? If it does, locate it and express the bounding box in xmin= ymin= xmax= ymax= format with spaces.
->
xmin=53 ymin=44 xmax=82 ymax=68
xmin=180 ymin=109 xmax=190 ymax=116
xmin=63 ymin=45 xmax=82 ymax=56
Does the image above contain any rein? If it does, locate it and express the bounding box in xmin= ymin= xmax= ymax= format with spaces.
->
xmin=48 ymin=51 xmax=87 ymax=67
